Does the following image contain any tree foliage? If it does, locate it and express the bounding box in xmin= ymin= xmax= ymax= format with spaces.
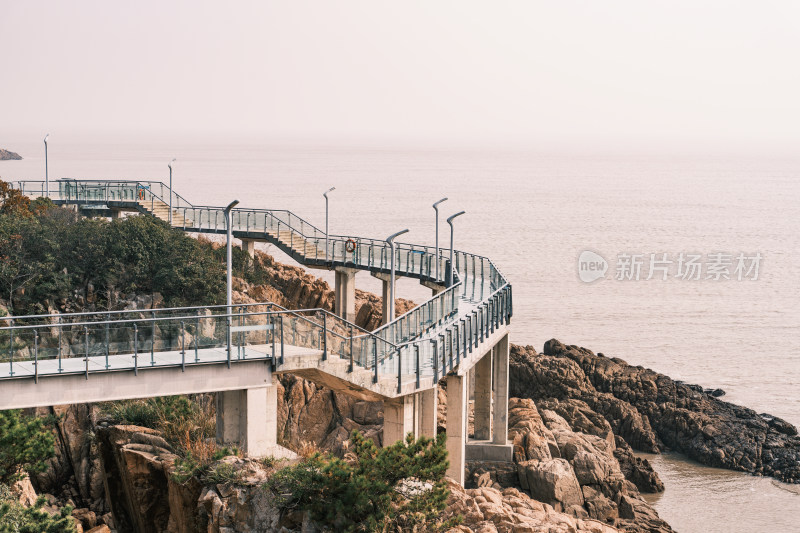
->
xmin=0 ymin=179 xmax=225 ymax=313
xmin=0 ymin=180 xmax=33 ymax=218
xmin=0 ymin=488 xmax=76 ymax=533
xmin=0 ymin=410 xmax=56 ymax=485
xmin=266 ymin=431 xmax=457 ymax=533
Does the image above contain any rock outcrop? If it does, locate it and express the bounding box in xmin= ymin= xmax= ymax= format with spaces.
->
xmin=0 ymin=148 xmax=22 ymax=160
xmin=96 ymin=425 xmax=179 ymax=533
xmin=442 ymin=480 xmax=620 ymax=533
xmin=504 ymin=399 xmax=671 ymax=532
xmin=276 ymin=373 xmax=384 ymax=455
xmin=511 ymin=340 xmax=800 ymax=484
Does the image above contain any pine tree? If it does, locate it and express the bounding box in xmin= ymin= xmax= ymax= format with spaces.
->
xmin=266 ymin=430 xmax=458 ymax=532
xmin=0 ymin=495 xmax=76 ymax=533
xmin=0 ymin=410 xmax=56 ymax=484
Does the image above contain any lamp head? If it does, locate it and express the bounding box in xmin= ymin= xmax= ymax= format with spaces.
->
xmin=386 ymin=228 xmax=410 ymax=244
xmin=446 ymin=211 xmax=466 ymax=225
xmin=324 ymin=186 xmax=336 ymax=198
xmin=168 ymin=158 xmax=176 ymax=170
xmin=225 ymin=199 xmax=240 ymax=212
xmin=433 ymin=197 xmax=448 ymax=210
xmin=44 ymin=133 xmax=49 ymax=144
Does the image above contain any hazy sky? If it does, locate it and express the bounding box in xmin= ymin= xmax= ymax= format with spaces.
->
xmin=1 ymin=1 xmax=799 ymax=150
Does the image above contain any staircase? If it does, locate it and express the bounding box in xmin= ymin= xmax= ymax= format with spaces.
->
xmin=272 ymin=229 xmax=326 ymax=260
xmin=138 ymin=199 xmax=188 ymax=227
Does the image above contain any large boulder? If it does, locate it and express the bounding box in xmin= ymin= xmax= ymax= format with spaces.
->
xmin=508 ymin=398 xmax=558 ymax=462
xmin=441 ymin=480 xmax=618 ymax=533
xmin=516 ymin=459 xmax=584 ymax=511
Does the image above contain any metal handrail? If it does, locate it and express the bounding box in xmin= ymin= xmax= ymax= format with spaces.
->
xmin=7 ymin=179 xmax=512 ymax=392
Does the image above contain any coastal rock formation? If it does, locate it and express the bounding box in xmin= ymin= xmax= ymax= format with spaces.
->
xmin=0 ymin=148 xmax=22 ymax=160
xmin=441 ymin=480 xmax=619 ymax=533
xmin=500 ymin=398 xmax=670 ymax=532
xmin=511 ymin=340 xmax=800 ymax=484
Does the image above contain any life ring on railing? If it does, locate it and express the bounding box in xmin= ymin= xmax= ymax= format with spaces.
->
xmin=137 ymin=188 xmax=145 ymax=201
xmin=345 ymin=239 xmax=357 ymax=253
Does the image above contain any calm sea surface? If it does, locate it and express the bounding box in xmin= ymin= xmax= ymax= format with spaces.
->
xmin=2 ymin=137 xmax=799 ymax=532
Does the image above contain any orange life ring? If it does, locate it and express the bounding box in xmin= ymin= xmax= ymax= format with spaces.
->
xmin=345 ymin=239 xmax=356 ymax=253
xmin=137 ymin=188 xmax=145 ymax=200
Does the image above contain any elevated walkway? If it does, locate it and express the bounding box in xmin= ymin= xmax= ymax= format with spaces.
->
xmin=5 ymin=179 xmax=514 ymax=483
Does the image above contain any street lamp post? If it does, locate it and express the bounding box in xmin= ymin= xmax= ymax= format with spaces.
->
xmin=446 ymin=211 xmax=465 ymax=287
xmin=43 ymin=134 xmax=50 ymax=197
xmin=167 ymin=158 xmax=176 ymax=225
xmin=432 ymin=197 xmax=448 ymax=281
xmin=224 ymin=199 xmax=240 ymax=362
xmin=386 ymin=229 xmax=410 ymax=323
xmin=323 ymin=187 xmax=335 ymax=263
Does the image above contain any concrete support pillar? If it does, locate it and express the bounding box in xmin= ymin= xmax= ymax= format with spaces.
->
xmin=492 ymin=334 xmax=510 ymax=445
xmin=216 ymin=386 xmax=277 ymax=457
xmin=383 ymin=395 xmax=414 ymax=446
xmin=417 ymin=387 xmax=438 ymax=439
xmin=110 ymin=209 xmax=122 ymax=220
xmin=446 ymin=374 xmax=467 ymax=484
xmin=216 ymin=390 xmax=242 ymax=445
xmin=334 ymin=267 xmax=358 ymax=323
xmin=241 ymin=239 xmax=256 ymax=259
xmin=372 ymin=272 xmax=393 ymax=326
xmin=473 ymin=351 xmax=493 ymax=440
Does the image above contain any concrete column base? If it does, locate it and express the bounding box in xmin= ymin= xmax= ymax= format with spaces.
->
xmin=383 ymin=395 xmax=414 ymax=446
xmin=241 ymin=239 xmax=256 ymax=259
xmin=216 ymin=385 xmax=296 ymax=459
xmin=334 ymin=267 xmax=358 ymax=323
xmin=465 ymin=441 xmax=514 ymax=462
xmin=446 ymin=374 xmax=467 ymax=484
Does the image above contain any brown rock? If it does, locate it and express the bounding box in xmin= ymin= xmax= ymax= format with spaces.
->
xmin=516 ymin=458 xmax=584 ymax=510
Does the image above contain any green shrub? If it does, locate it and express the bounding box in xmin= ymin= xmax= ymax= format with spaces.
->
xmin=203 ymin=462 xmax=243 ymax=486
xmin=101 ymin=395 xmax=212 ymax=450
xmin=0 ymin=487 xmax=76 ymax=533
xmin=266 ymin=431 xmax=457 ymax=533
xmin=172 ymin=447 xmax=240 ymax=485
xmin=104 ymin=401 xmax=161 ymax=429
xmin=0 ymin=411 xmax=56 ymax=485
xmin=172 ymin=453 xmax=205 ymax=485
